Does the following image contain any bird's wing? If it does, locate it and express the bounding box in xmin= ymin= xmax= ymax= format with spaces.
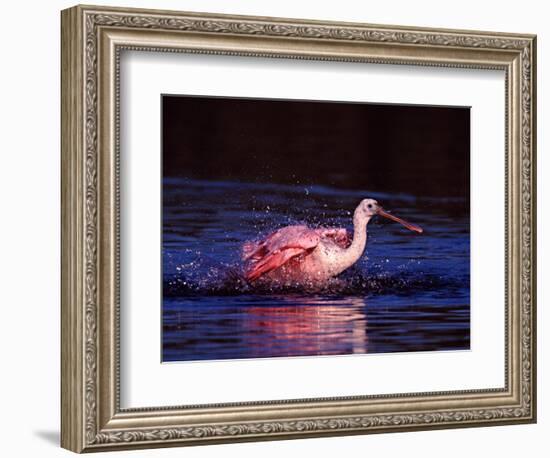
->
xmin=243 ymin=226 xmax=320 ymax=281
xmin=315 ymin=227 xmax=352 ymax=249
xmin=245 ymin=248 xmax=306 ymax=281
xmin=242 ymin=225 xmax=310 ymax=261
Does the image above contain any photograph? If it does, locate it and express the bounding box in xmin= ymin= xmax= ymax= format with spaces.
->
xmin=161 ymin=95 xmax=471 ymax=362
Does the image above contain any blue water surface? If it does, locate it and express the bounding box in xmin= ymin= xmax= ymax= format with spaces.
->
xmin=162 ymin=178 xmax=470 ymax=362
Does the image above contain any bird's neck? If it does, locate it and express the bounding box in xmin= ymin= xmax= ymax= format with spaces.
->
xmin=336 ymin=213 xmax=369 ymax=273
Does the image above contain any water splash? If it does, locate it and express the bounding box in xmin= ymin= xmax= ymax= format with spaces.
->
xmin=163 ymin=177 xmax=469 ymax=299
xmin=163 ymin=257 xmax=463 ymax=298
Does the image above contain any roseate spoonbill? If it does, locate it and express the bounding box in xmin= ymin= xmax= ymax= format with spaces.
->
xmin=242 ymin=199 xmax=422 ymax=284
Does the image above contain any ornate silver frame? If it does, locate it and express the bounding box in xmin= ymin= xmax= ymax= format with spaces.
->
xmin=61 ymin=4 xmax=537 ymax=453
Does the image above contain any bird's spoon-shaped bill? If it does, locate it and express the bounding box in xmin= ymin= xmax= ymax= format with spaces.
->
xmin=378 ymin=208 xmax=423 ymax=234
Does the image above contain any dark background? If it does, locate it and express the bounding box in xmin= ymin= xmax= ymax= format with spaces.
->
xmin=162 ymin=95 xmax=470 ymax=198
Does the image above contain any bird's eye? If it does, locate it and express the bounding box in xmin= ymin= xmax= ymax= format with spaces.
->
xmin=367 ymin=204 xmax=373 ymax=209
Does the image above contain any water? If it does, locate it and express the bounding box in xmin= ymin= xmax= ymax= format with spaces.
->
xmin=162 ymin=178 xmax=470 ymax=362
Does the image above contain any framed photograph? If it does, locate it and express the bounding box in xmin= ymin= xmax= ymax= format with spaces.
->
xmin=61 ymin=4 xmax=537 ymax=453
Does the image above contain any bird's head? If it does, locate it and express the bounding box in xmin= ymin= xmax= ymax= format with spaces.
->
xmin=358 ymin=198 xmax=380 ymax=217
xmin=356 ymin=198 xmax=423 ymax=233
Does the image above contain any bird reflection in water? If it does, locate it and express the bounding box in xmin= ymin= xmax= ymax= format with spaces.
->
xmin=241 ymin=297 xmax=369 ymax=358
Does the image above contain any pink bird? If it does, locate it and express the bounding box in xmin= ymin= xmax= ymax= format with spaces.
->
xmin=242 ymin=199 xmax=423 ymax=285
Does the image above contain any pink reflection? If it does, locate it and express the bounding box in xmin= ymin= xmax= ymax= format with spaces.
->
xmin=242 ymin=297 xmax=368 ymax=357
